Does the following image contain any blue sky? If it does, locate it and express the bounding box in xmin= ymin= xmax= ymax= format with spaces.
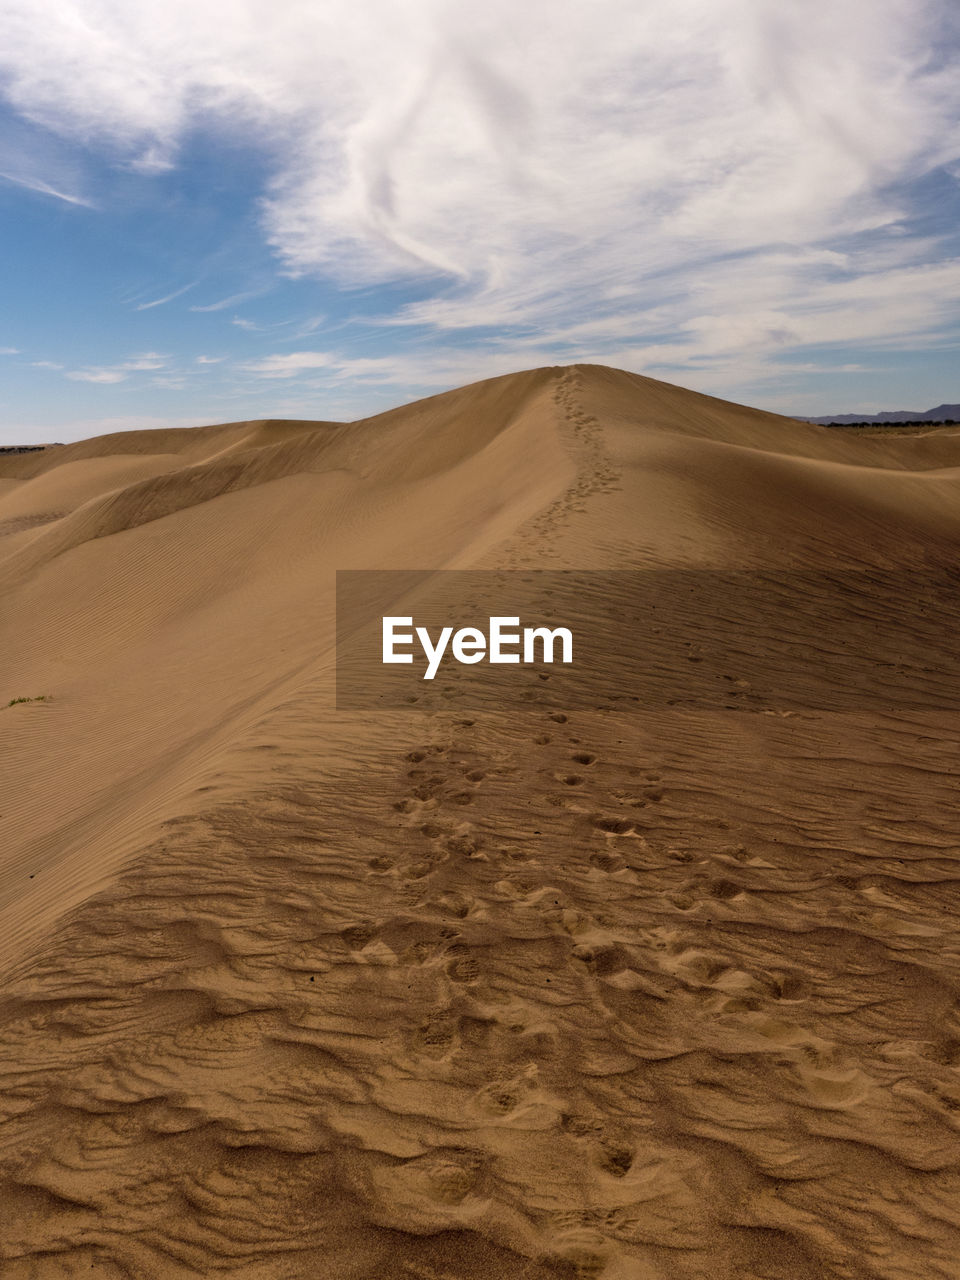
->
xmin=0 ymin=0 xmax=959 ymax=444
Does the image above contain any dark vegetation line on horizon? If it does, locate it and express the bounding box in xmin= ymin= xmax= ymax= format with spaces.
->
xmin=804 ymin=402 xmax=960 ymax=426
xmin=823 ymin=419 xmax=960 ymax=430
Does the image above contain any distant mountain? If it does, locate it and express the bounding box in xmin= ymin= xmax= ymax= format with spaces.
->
xmin=802 ymin=404 xmax=960 ymax=425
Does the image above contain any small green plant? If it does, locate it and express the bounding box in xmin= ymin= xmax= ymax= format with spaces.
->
xmin=4 ymin=695 xmax=51 ymax=708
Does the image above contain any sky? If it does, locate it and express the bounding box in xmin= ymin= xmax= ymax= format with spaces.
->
xmin=0 ymin=0 xmax=958 ymax=444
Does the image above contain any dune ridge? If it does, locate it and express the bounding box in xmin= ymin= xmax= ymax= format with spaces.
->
xmin=2 ymin=365 xmax=960 ymax=1278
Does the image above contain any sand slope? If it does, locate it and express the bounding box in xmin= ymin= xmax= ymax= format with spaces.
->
xmin=2 ymin=366 xmax=960 ymax=1278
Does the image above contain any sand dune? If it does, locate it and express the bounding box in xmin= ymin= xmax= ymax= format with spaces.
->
xmin=2 ymin=365 xmax=960 ymax=1278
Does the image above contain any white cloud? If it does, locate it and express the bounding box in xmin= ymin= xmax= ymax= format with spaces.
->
xmin=31 ymin=359 xmax=62 ymax=368
xmin=64 ymin=353 xmax=169 ymax=382
xmin=195 ymin=354 xmax=224 ymax=364
xmin=135 ymin=282 xmax=198 ymax=310
xmin=122 ymin=354 xmax=167 ymax=370
xmin=242 ymin=350 xmax=333 ymax=378
xmin=230 ymin=314 xmax=298 ymax=333
xmin=0 ymin=347 xmax=20 ymax=355
xmin=0 ymin=0 xmax=957 ymax=380
xmin=66 ymin=368 xmax=129 ymax=384
xmin=128 ymin=145 xmax=175 ymax=174
xmin=286 ymin=314 xmax=329 ymax=341
xmin=0 ymin=167 xmax=93 ymax=206
xmin=190 ymin=290 xmax=264 ymax=312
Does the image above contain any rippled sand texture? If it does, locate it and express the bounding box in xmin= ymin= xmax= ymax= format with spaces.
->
xmin=3 ymin=365 xmax=960 ymax=1279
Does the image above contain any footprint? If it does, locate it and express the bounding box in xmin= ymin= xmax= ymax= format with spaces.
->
xmin=552 ymin=1230 xmax=611 ymax=1278
xmin=719 ymin=845 xmax=751 ymax=863
xmin=446 ymin=954 xmax=481 ymax=983
xmin=589 ymin=852 xmax=623 ymax=873
xmin=413 ymin=778 xmax=445 ymax=800
xmin=423 ymin=1150 xmax=483 ymax=1204
xmin=475 ymin=1064 xmax=541 ymax=1117
xmin=768 ymin=971 xmax=810 ymax=1001
xmin=445 ymin=832 xmax=484 ymax=858
xmin=924 ymin=1040 xmax=960 ymax=1066
xmin=571 ymin=942 xmax=622 ymax=975
xmin=835 ymin=874 xmax=861 ymax=890
xmin=560 ymin=1113 xmax=603 ymax=1138
xmin=432 ymin=891 xmax=473 ymax=919
xmin=402 ymin=939 xmax=438 ymax=965
xmin=341 ymin=924 xmax=377 ymax=950
xmin=707 ymin=879 xmax=743 ymax=901
xmin=592 ymin=815 xmax=633 ymax=835
xmin=476 ymin=1082 xmax=522 ymax=1116
xmin=411 ymin=1013 xmax=459 ymax=1058
xmin=595 ymin=1140 xmax=634 ymax=1177
xmin=499 ymin=845 xmax=533 ymax=864
xmin=682 ymin=954 xmax=730 ymax=983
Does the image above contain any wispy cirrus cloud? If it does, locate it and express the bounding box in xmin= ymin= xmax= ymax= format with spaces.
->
xmin=0 ymin=111 xmax=95 ymax=211
xmin=0 ymin=167 xmax=93 ymax=206
xmin=190 ymin=290 xmax=265 ymax=312
xmin=134 ymin=282 xmax=198 ymax=310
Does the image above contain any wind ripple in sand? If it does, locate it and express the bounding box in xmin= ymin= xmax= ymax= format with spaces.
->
xmin=3 ymin=707 xmax=960 ymax=1278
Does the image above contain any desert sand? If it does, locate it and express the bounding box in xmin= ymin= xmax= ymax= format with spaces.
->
xmin=2 ymin=364 xmax=960 ymax=1278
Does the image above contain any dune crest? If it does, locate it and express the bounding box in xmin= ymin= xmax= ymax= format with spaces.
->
xmin=2 ymin=365 xmax=960 ymax=1278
